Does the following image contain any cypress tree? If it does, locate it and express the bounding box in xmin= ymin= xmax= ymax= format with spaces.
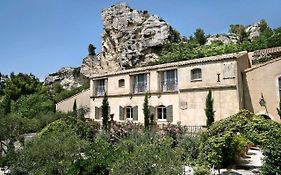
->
xmin=205 ymin=90 xmax=215 ymax=127
xmin=143 ymin=93 xmax=149 ymax=130
xmin=73 ymin=99 xmax=77 ymax=117
xmin=102 ymin=93 xmax=109 ymax=131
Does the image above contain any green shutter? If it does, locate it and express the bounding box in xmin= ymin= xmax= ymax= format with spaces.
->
xmin=108 ymin=106 xmax=111 ymax=116
xmin=133 ymin=106 xmax=138 ymax=121
xmin=119 ymin=106 xmax=124 ymax=120
xmin=95 ymin=106 xmax=100 ymax=119
xmin=149 ymin=105 xmax=155 ymax=116
xmin=166 ymin=105 xmax=173 ymax=122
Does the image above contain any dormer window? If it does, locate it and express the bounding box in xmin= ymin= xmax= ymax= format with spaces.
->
xmin=191 ymin=68 xmax=202 ymax=81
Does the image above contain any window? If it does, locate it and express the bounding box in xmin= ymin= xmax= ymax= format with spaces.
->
xmin=134 ymin=73 xmax=147 ymax=93
xmin=157 ymin=105 xmax=167 ymax=120
xmin=162 ymin=69 xmax=177 ymax=91
xmin=191 ymin=68 xmax=202 ymax=81
xmin=119 ymin=106 xmax=138 ymax=121
xmin=96 ymin=79 xmax=106 ymax=96
xmin=125 ymin=106 xmax=133 ymax=119
xmin=279 ymin=77 xmax=281 ymax=99
xmin=119 ymin=79 xmax=125 ymax=87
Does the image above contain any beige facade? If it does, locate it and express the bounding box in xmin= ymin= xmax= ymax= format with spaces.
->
xmin=244 ymin=58 xmax=281 ymax=122
xmin=56 ymin=47 xmax=281 ymax=125
xmin=89 ymin=52 xmax=249 ymax=125
xmin=56 ymin=89 xmax=91 ymax=118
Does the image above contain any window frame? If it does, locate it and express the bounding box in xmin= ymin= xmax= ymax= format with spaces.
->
xmin=125 ymin=106 xmax=133 ymax=119
xmin=134 ymin=73 xmax=147 ymax=93
xmin=162 ymin=69 xmax=178 ymax=91
xmin=96 ymin=79 xmax=106 ymax=96
xmin=157 ymin=105 xmax=167 ymax=120
xmin=191 ymin=68 xmax=202 ymax=82
xmin=118 ymin=79 xmax=125 ymax=88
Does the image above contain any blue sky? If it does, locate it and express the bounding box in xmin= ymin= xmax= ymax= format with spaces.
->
xmin=0 ymin=0 xmax=280 ymax=80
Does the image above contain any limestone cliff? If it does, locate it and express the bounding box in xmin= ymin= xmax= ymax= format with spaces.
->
xmin=80 ymin=3 xmax=177 ymax=77
xmin=44 ymin=67 xmax=85 ymax=90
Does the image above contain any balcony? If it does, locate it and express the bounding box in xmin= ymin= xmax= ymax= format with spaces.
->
xmin=133 ymin=82 xmax=147 ymax=93
xmin=96 ymin=86 xmax=106 ymax=96
xmin=161 ymin=80 xmax=177 ymax=91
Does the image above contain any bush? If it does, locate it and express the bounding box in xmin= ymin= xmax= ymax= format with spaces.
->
xmin=12 ymin=93 xmax=55 ymax=118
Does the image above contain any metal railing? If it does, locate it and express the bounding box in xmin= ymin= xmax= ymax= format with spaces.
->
xmin=161 ymin=80 xmax=178 ymax=91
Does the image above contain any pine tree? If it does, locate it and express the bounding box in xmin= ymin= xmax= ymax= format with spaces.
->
xmin=205 ymin=90 xmax=215 ymax=127
xmin=102 ymin=93 xmax=109 ymax=131
xmin=194 ymin=28 xmax=206 ymax=45
xmin=143 ymin=93 xmax=150 ymax=130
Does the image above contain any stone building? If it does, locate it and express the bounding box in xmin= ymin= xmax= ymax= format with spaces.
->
xmin=56 ymin=47 xmax=281 ymax=125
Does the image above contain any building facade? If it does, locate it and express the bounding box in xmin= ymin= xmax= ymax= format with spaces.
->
xmin=89 ymin=52 xmax=249 ymax=125
xmin=56 ymin=47 xmax=281 ymax=125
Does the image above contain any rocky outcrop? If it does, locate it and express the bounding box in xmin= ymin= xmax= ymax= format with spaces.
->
xmin=206 ymin=21 xmax=264 ymax=45
xmin=245 ymin=21 xmax=263 ymax=40
xmin=81 ymin=3 xmax=176 ymax=77
xmin=206 ymin=33 xmax=239 ymax=45
xmin=44 ymin=67 xmax=83 ymax=90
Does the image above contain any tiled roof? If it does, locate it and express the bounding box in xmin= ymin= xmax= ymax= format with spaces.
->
xmin=253 ymin=46 xmax=281 ymax=57
xmin=91 ymin=51 xmax=247 ymax=79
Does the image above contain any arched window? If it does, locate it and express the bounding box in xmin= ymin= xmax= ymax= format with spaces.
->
xmin=191 ymin=68 xmax=202 ymax=81
xmin=118 ymin=79 xmax=125 ymax=87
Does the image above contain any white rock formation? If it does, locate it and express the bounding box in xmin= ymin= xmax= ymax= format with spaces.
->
xmin=81 ymin=3 xmax=174 ymax=77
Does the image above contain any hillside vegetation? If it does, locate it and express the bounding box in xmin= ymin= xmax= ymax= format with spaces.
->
xmin=157 ymin=20 xmax=281 ymax=64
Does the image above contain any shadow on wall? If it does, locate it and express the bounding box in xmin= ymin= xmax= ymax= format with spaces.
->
xmin=242 ymin=73 xmax=254 ymax=112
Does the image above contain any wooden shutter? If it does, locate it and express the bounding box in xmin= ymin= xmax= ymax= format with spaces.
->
xmin=119 ymin=106 xmax=124 ymax=120
xmin=95 ymin=106 xmax=100 ymax=119
xmin=149 ymin=105 xmax=155 ymax=116
xmin=108 ymin=106 xmax=111 ymax=115
xmin=166 ymin=105 xmax=173 ymax=122
xmin=133 ymin=106 xmax=138 ymax=121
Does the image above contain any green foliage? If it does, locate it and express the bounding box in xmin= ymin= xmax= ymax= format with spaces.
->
xmin=205 ymin=90 xmax=214 ymax=127
xmin=13 ymin=125 xmax=88 ymax=175
xmin=158 ymin=21 xmax=281 ymax=65
xmin=12 ymin=93 xmax=55 ymax=118
xmin=88 ymin=44 xmax=96 ymax=55
xmin=3 ymin=73 xmax=43 ymax=102
xmin=199 ymin=110 xmax=281 ymax=174
xmin=143 ymin=93 xmax=149 ymax=130
xmin=102 ymin=93 xmax=109 ymax=131
xmin=194 ymin=28 xmax=206 ymax=45
xmin=111 ymin=134 xmax=184 ymax=175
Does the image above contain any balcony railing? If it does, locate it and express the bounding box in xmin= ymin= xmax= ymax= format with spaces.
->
xmin=161 ymin=80 xmax=177 ymax=91
xmin=133 ymin=82 xmax=147 ymax=93
xmin=96 ymin=86 xmax=106 ymax=96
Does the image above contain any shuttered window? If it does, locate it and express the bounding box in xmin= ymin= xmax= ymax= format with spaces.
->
xmin=120 ymin=106 xmax=138 ymax=121
xmin=157 ymin=106 xmax=167 ymax=120
xmin=156 ymin=105 xmax=173 ymax=122
xmin=126 ymin=106 xmax=133 ymax=119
